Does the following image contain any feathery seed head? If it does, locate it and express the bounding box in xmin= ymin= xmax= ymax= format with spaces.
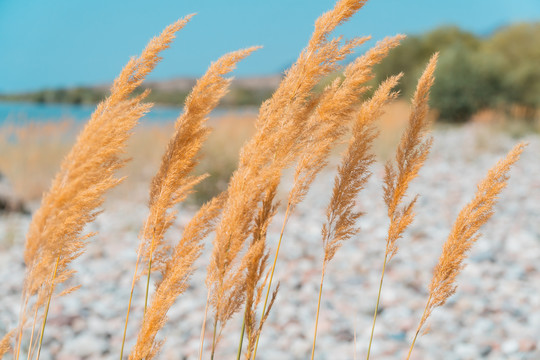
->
xmin=382 ymin=54 xmax=438 ymax=261
xmin=419 ymin=142 xmax=526 ymax=330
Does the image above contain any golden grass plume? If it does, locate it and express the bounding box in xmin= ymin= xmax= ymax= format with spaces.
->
xmin=367 ymin=55 xmax=438 ymax=359
xmin=252 ymin=37 xmax=406 ymax=358
xmin=16 ymin=15 xmax=192 ymax=358
xmin=205 ymin=0 xmax=370 ymax=348
xmin=141 ymin=46 xmax=260 ymax=277
xmin=242 ymin=182 xmax=280 ymax=360
xmin=321 ymin=73 xmax=403 ymax=266
xmin=129 ymin=194 xmax=226 ymax=360
xmin=311 ymin=72 xmax=403 ymax=359
xmin=289 ymin=35 xmax=404 ymax=210
xmin=0 ymin=331 xmax=14 ymax=358
xmin=122 ymin=46 xmax=258 ymax=359
xmin=406 ymin=142 xmax=527 ymax=359
xmin=383 ymin=53 xmax=439 ymax=261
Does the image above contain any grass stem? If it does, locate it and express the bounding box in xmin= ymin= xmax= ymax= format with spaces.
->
xmin=236 ymin=316 xmax=246 ymax=360
xmin=210 ymin=316 xmax=218 ymax=360
xmin=144 ymin=257 xmax=153 ymax=313
xmin=252 ymin=202 xmax=291 ymax=359
xmin=198 ymin=292 xmax=210 ymax=360
xmin=120 ymin=245 xmax=145 ymax=360
xmin=366 ymin=253 xmax=388 ymax=359
xmin=35 ymin=255 xmax=59 ymax=360
xmin=310 ymin=264 xmax=326 ymax=360
xmin=119 ymin=231 xmax=156 ymax=359
xmin=406 ymin=293 xmax=432 ymax=360
xmin=26 ymin=298 xmax=40 ymax=360
xmin=15 ymin=291 xmax=31 ymax=360
xmin=144 ymin=232 xmax=158 ymax=315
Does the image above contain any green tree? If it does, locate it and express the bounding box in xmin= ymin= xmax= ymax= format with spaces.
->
xmin=484 ymin=23 xmax=540 ymax=118
xmin=374 ymin=26 xmax=480 ymax=97
xmin=430 ymin=44 xmax=504 ymax=122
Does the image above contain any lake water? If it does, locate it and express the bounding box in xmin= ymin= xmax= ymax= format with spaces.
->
xmin=0 ymin=101 xmax=255 ymax=126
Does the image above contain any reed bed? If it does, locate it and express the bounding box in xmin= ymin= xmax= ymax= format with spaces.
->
xmin=0 ymin=0 xmax=528 ymax=359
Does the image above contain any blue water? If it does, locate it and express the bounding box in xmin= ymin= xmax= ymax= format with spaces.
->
xmin=0 ymin=101 xmax=255 ymax=126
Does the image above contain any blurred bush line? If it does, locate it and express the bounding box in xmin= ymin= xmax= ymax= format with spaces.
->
xmin=1 ymin=23 xmax=539 ymax=123
xmin=0 ymin=86 xmax=275 ymax=110
xmin=373 ymin=23 xmax=540 ymax=122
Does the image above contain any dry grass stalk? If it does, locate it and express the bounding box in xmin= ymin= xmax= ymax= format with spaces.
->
xmin=141 ymin=46 xmax=260 ymax=278
xmin=16 ymin=16 xmax=192 ymax=358
xmin=320 ymin=91 xmax=383 ymax=265
xmin=242 ymin=182 xmax=280 ymax=360
xmin=289 ymin=35 xmax=404 ymax=211
xmin=243 ymin=36 xmax=367 ymax=175
xmin=128 ymin=194 xmax=226 ymax=360
xmin=366 ymin=55 xmax=438 ymax=359
xmin=121 ymin=46 xmax=257 ymax=359
xmin=253 ymin=36 xmax=404 ymax=359
xmin=406 ymin=142 xmax=526 ymax=359
xmin=205 ymin=0 xmax=369 ymax=352
xmin=22 ymin=95 xmax=149 ymax=298
xmin=383 ymin=53 xmax=438 ymax=260
xmin=0 ymin=331 xmax=14 ymax=358
xmin=311 ymin=73 xmax=403 ymax=360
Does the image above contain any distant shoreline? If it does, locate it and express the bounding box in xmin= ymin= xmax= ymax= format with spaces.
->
xmin=0 ymin=100 xmax=259 ymax=125
xmin=0 ymin=75 xmax=281 ymax=108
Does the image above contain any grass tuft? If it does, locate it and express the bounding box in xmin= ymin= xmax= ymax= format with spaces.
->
xmin=2 ymin=2 xmax=528 ymax=359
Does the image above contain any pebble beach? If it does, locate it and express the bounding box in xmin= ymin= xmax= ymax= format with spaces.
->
xmin=1 ymin=123 xmax=539 ymax=360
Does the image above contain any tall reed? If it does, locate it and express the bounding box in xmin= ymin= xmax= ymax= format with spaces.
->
xmin=366 ymin=53 xmax=438 ymax=359
xmin=205 ymin=1 xmax=370 ymax=355
xmin=253 ymin=36 xmax=405 ymax=356
xmin=14 ymin=15 xmax=192 ymax=359
xmin=123 ymin=46 xmax=258 ymax=359
xmin=129 ymin=195 xmax=226 ymax=360
xmin=242 ymin=181 xmax=280 ymax=360
xmin=140 ymin=46 xmax=260 ymax=284
xmin=310 ymin=73 xmax=403 ymax=360
xmin=406 ymin=142 xmax=526 ymax=359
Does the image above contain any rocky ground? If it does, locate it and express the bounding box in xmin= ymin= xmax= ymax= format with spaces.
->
xmin=1 ymin=123 xmax=539 ymax=359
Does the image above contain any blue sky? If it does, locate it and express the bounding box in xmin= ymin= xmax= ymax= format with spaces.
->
xmin=1 ymin=0 xmax=540 ymax=92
